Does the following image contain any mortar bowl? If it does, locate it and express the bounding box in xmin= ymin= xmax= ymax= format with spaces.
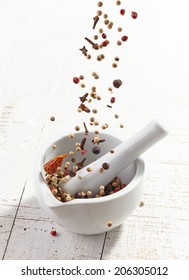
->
xmin=34 ymin=132 xmax=145 ymax=235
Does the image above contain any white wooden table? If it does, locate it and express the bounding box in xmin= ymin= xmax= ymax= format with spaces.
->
xmin=0 ymin=0 xmax=189 ymax=260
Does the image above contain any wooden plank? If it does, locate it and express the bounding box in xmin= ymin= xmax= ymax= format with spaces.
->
xmin=4 ymin=215 xmax=105 ymax=260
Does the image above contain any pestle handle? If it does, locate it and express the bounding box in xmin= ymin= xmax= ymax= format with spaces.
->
xmin=61 ymin=119 xmax=168 ymax=196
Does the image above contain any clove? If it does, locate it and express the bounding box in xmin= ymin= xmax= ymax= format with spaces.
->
xmin=85 ymin=37 xmax=99 ymax=50
xmin=93 ymin=16 xmax=99 ymax=29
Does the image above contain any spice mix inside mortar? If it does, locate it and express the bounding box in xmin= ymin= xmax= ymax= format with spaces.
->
xmin=34 ymin=2 xmax=163 ymax=234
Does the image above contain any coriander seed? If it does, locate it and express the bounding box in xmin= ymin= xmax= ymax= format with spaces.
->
xmin=92 ymin=109 xmax=98 ymax=114
xmin=69 ymin=133 xmax=75 ymax=139
xmin=117 ymin=27 xmax=122 ymax=32
xmin=120 ymin=124 xmax=124 ymax=128
xmin=116 ymin=1 xmax=121 ymax=5
xmin=99 ymin=28 xmax=103 ymax=33
xmin=90 ymin=117 xmax=95 ymax=122
xmin=97 ymin=1 xmax=103 ymax=7
xmin=97 ymin=10 xmax=102 ymax=16
xmin=75 ymin=126 xmax=80 ymax=131
xmin=87 ymin=167 xmax=93 ymax=172
xmin=80 ymin=83 xmax=85 ymax=88
xmin=52 ymin=144 xmax=56 ymax=149
xmin=107 ymin=221 xmax=112 ymax=227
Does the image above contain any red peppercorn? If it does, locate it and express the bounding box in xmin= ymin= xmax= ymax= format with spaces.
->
xmin=131 ymin=11 xmax=138 ymax=19
xmin=121 ymin=184 xmax=126 ymax=189
xmin=50 ymin=230 xmax=57 ymax=236
xmin=101 ymin=41 xmax=108 ymax=47
xmin=120 ymin=9 xmax=125 ymax=15
xmin=73 ymin=77 xmax=80 ymax=84
xmin=121 ymin=35 xmax=128 ymax=42
xmin=114 ymin=187 xmax=121 ymax=193
xmin=102 ymin=33 xmax=107 ymax=39
xmin=110 ymin=97 xmax=115 ymax=103
xmin=64 ymin=169 xmax=70 ymax=175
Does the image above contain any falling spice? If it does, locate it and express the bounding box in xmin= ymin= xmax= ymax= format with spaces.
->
xmin=83 ymin=122 xmax=89 ymax=134
xmin=85 ymin=37 xmax=99 ymax=50
xmin=113 ymin=79 xmax=122 ymax=88
xmin=79 ymin=46 xmax=88 ymax=56
xmin=50 ymin=116 xmax=55 ymax=121
xmin=44 ymin=154 xmax=67 ymax=174
xmin=131 ymin=11 xmax=138 ymax=19
xmin=93 ymin=15 xmax=99 ymax=29
xmin=79 ymin=93 xmax=88 ymax=103
xmin=50 ymin=230 xmax=57 ymax=236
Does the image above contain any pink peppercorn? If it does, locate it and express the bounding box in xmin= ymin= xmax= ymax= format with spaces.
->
xmin=121 ymin=184 xmax=126 ymax=189
xmin=121 ymin=35 xmax=128 ymax=42
xmin=50 ymin=230 xmax=57 ymax=236
xmin=131 ymin=11 xmax=138 ymax=19
xmin=73 ymin=77 xmax=80 ymax=84
xmin=120 ymin=9 xmax=125 ymax=16
xmin=81 ymin=149 xmax=87 ymax=155
xmin=110 ymin=97 xmax=115 ymax=103
xmin=102 ymin=33 xmax=107 ymax=39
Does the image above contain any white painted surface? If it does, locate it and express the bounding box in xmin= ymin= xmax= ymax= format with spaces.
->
xmin=0 ymin=0 xmax=189 ymax=259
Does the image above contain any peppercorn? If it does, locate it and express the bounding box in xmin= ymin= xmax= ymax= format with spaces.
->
xmin=73 ymin=77 xmax=79 ymax=84
xmin=107 ymin=221 xmax=112 ymax=227
xmin=92 ymin=146 xmax=101 ymax=154
xmin=92 ymin=109 xmax=98 ymax=114
xmin=99 ymin=28 xmax=103 ymax=33
xmin=120 ymin=9 xmax=125 ymax=15
xmin=131 ymin=11 xmax=138 ymax=19
xmin=87 ymin=167 xmax=93 ymax=172
xmin=116 ymin=0 xmax=121 ymax=5
xmin=117 ymin=40 xmax=122 ymax=46
xmin=75 ymin=126 xmax=80 ymax=131
xmin=113 ymin=79 xmax=122 ymax=88
xmin=94 ymin=121 xmax=99 ymax=126
xmin=97 ymin=10 xmax=102 ymax=16
xmin=52 ymin=144 xmax=56 ymax=149
xmin=97 ymin=1 xmax=103 ymax=7
xmin=50 ymin=116 xmax=55 ymax=121
xmin=120 ymin=124 xmax=124 ymax=128
xmin=69 ymin=170 xmax=76 ymax=177
xmin=121 ymin=35 xmax=128 ymax=42
xmin=117 ymin=27 xmax=122 ymax=32
xmin=102 ymin=162 xmax=109 ymax=170
xmin=112 ymin=63 xmax=117 ymax=68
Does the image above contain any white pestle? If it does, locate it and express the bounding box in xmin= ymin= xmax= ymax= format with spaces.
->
xmin=60 ymin=119 xmax=168 ymax=196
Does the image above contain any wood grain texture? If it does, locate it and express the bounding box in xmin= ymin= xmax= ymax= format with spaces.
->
xmin=1 ymin=0 xmax=189 ymax=260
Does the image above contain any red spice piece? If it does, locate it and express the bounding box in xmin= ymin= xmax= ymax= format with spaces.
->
xmin=121 ymin=184 xmax=126 ymax=189
xmin=120 ymin=9 xmax=125 ymax=15
xmin=131 ymin=11 xmax=138 ymax=19
xmin=50 ymin=230 xmax=57 ymax=236
xmin=44 ymin=154 xmax=67 ymax=174
xmin=73 ymin=77 xmax=80 ymax=84
xmin=114 ymin=187 xmax=121 ymax=193
xmin=81 ymin=149 xmax=87 ymax=155
xmin=110 ymin=97 xmax=115 ymax=103
xmin=64 ymin=169 xmax=70 ymax=175
xmin=121 ymin=35 xmax=128 ymax=42
xmin=102 ymin=33 xmax=107 ymax=39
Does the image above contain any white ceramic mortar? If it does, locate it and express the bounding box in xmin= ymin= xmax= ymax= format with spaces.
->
xmin=34 ymin=132 xmax=145 ymax=235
